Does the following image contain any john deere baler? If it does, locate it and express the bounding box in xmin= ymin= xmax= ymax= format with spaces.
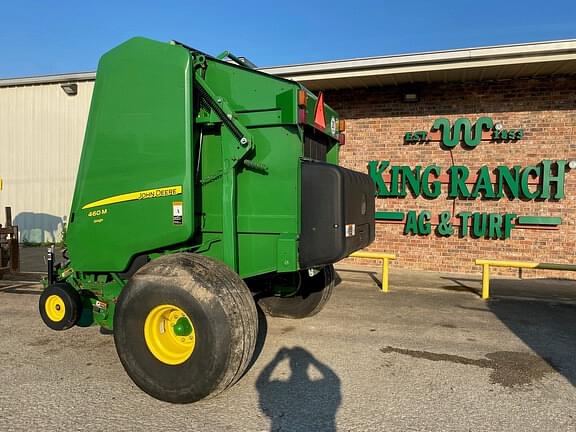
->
xmin=39 ymin=37 xmax=375 ymax=403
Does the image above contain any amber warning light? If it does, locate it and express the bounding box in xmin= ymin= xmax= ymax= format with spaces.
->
xmin=297 ymin=89 xmax=307 ymax=107
xmin=338 ymin=120 xmax=346 ymax=145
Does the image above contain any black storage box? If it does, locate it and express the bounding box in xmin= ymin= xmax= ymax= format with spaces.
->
xmin=300 ymin=160 xmax=375 ymax=267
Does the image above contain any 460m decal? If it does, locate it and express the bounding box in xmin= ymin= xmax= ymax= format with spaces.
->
xmin=82 ymin=186 xmax=183 ymax=210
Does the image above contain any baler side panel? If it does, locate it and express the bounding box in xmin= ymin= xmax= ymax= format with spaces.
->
xmin=199 ymin=125 xmax=302 ymax=278
xmin=66 ymin=38 xmax=195 ymax=272
xmin=197 ymin=59 xmax=303 ymax=278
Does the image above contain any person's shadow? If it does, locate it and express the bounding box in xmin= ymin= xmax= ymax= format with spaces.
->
xmin=256 ymin=346 xmax=341 ymax=432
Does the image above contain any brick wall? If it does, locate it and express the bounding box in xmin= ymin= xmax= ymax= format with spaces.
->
xmin=327 ymin=76 xmax=576 ymax=278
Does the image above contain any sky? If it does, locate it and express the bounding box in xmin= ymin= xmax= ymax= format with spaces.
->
xmin=1 ymin=0 xmax=575 ymax=78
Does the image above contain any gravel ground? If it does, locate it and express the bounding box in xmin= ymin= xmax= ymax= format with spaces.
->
xmin=0 ymin=269 xmax=575 ymax=432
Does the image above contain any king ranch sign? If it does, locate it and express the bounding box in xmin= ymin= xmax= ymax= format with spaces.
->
xmin=368 ymin=117 xmax=570 ymax=240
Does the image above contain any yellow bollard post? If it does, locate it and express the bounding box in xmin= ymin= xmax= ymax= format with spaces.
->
xmin=350 ymin=251 xmax=396 ymax=293
xmin=382 ymin=258 xmax=389 ymax=293
xmin=481 ymin=263 xmax=490 ymax=300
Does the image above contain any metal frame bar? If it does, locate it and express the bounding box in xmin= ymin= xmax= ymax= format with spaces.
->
xmin=0 ymin=207 xmax=19 ymax=275
xmin=475 ymin=259 xmax=576 ymax=300
xmin=350 ymin=251 xmax=396 ymax=292
xmin=193 ymin=74 xmax=253 ymax=272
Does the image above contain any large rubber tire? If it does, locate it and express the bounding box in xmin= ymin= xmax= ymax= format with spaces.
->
xmin=258 ymin=265 xmax=335 ymax=319
xmin=113 ymin=253 xmax=258 ymax=403
xmin=39 ymin=283 xmax=82 ymax=331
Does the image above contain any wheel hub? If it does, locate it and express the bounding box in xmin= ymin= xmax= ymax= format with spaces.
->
xmin=173 ymin=316 xmax=193 ymax=336
xmin=144 ymin=304 xmax=196 ymax=365
xmin=45 ymin=295 xmax=66 ymax=322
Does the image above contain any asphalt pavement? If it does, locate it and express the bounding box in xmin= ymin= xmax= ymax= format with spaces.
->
xmin=0 ymin=266 xmax=575 ymax=431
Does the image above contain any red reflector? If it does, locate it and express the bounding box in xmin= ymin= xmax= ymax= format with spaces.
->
xmin=313 ymin=92 xmax=326 ymax=130
xmin=338 ymin=133 xmax=346 ymax=145
xmin=298 ymin=108 xmax=307 ymax=124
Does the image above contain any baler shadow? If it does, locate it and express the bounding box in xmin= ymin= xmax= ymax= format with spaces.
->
xmin=13 ymin=212 xmax=65 ymax=244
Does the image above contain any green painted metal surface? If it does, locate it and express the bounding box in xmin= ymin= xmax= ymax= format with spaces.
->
xmin=66 ymin=38 xmax=195 ymax=272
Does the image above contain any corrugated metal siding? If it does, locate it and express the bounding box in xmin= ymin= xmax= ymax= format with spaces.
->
xmin=0 ymin=81 xmax=94 ymax=242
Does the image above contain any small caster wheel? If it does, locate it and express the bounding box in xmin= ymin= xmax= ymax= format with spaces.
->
xmin=39 ymin=283 xmax=81 ymax=331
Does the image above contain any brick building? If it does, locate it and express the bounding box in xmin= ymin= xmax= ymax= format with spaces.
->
xmin=266 ymin=40 xmax=576 ymax=277
xmin=1 ymin=39 xmax=575 ymax=276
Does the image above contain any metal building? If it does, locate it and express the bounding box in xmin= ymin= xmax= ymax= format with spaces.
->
xmin=0 ymin=75 xmax=93 ymax=242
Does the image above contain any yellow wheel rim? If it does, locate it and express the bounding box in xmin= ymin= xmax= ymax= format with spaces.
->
xmin=144 ymin=304 xmax=196 ymax=365
xmin=45 ymin=295 xmax=66 ymax=322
